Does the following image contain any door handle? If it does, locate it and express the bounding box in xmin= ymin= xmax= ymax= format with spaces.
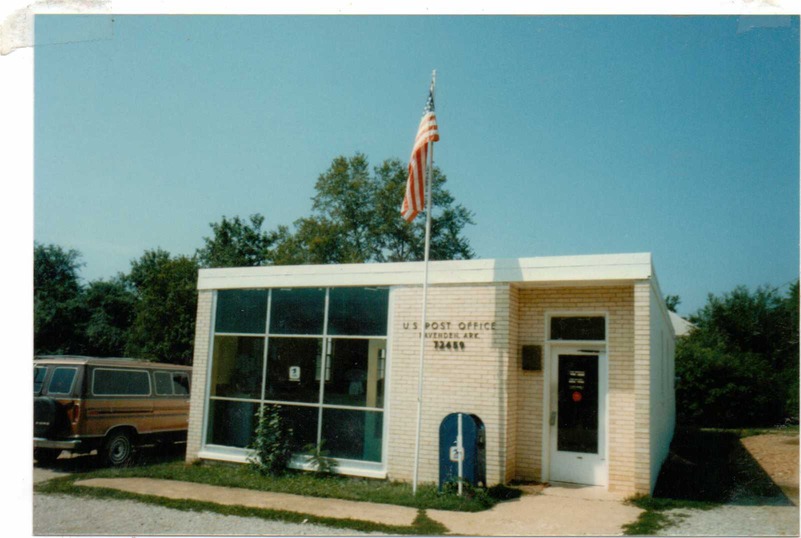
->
xmin=550 ymin=411 xmax=557 ymax=426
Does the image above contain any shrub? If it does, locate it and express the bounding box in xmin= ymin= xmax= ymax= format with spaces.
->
xmin=248 ymin=404 xmax=293 ymax=476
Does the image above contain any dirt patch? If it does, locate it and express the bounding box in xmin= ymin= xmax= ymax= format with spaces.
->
xmin=741 ymin=432 xmax=799 ymax=505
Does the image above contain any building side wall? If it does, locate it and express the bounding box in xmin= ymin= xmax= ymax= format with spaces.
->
xmin=515 ymin=286 xmax=641 ymax=493
xmin=387 ymin=284 xmax=513 ymax=486
xmin=186 ymin=290 xmax=213 ymax=462
xmin=505 ymin=286 xmax=520 ymax=482
xmin=648 ymin=283 xmax=676 ymax=492
xmin=633 ymin=281 xmax=652 ymax=493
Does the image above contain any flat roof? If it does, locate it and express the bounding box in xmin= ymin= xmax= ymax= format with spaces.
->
xmin=197 ymin=252 xmax=654 ymax=290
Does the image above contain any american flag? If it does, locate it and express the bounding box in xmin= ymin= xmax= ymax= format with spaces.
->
xmin=401 ymin=80 xmax=439 ymax=223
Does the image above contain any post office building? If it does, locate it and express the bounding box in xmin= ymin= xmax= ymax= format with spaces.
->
xmin=185 ymin=252 xmax=676 ymax=495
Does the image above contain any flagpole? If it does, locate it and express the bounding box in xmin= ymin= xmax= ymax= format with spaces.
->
xmin=412 ymin=69 xmax=436 ymax=496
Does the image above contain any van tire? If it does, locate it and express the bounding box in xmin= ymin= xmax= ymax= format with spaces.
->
xmin=34 ymin=448 xmax=61 ymax=465
xmin=102 ymin=430 xmax=134 ymax=467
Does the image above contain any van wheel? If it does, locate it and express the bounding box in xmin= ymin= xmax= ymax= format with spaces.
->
xmin=102 ymin=431 xmax=134 ymax=467
xmin=34 ymin=448 xmax=61 ymax=465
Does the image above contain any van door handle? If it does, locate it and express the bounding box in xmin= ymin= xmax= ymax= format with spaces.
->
xmin=550 ymin=412 xmax=557 ymax=426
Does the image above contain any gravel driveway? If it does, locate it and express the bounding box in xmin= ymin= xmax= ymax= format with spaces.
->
xmin=656 ymin=503 xmax=799 ymax=536
xmin=34 ymin=493 xmax=383 ymax=535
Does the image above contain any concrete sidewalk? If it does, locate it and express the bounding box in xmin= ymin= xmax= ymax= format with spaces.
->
xmin=75 ymin=478 xmax=418 ymax=526
xmin=75 ymin=477 xmax=642 ymax=535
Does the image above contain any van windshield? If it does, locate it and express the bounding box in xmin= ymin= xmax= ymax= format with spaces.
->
xmin=34 ymin=367 xmax=47 ymax=395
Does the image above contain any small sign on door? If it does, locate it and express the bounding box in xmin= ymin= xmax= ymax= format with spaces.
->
xmin=289 ymin=366 xmax=301 ymax=381
xmin=449 ymin=446 xmax=464 ymax=462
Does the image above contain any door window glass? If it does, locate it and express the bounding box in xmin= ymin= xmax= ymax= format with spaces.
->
xmin=557 ymin=355 xmax=598 ymax=453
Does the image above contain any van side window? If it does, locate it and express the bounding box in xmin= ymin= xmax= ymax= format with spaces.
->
xmin=172 ymin=372 xmax=190 ymax=395
xmin=154 ymin=371 xmax=173 ymax=395
xmin=34 ymin=366 xmax=47 ymax=394
xmin=48 ymin=367 xmax=77 ymax=395
xmin=93 ymin=369 xmax=151 ymax=396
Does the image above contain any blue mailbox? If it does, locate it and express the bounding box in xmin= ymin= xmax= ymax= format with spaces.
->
xmin=438 ymin=413 xmax=486 ymax=490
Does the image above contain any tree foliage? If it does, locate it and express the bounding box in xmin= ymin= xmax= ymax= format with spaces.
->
xmin=200 ymin=154 xmax=475 ymax=267
xmin=196 ymin=214 xmax=278 ymax=268
xmin=676 ymin=282 xmax=799 ymax=427
xmin=34 ymin=243 xmax=86 ymax=355
xmin=82 ymin=278 xmax=136 ymax=357
xmin=125 ymin=249 xmax=198 ymax=365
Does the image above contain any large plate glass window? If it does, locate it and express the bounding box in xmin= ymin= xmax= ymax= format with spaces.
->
xmin=270 ymin=288 xmax=325 ymax=335
xmin=215 ymin=289 xmax=268 ymax=334
xmin=210 ymin=336 xmax=264 ymax=400
xmin=206 ymin=286 xmax=390 ymax=469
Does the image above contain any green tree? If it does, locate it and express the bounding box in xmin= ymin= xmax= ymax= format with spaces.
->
xmin=34 ymin=243 xmax=86 ymax=355
xmin=125 ymin=249 xmax=198 ymax=364
xmin=676 ymin=282 xmax=799 ymax=427
xmin=197 ymin=214 xmax=279 ymax=268
xmin=82 ymin=277 xmax=136 ymax=357
xmin=275 ymin=154 xmax=474 ymax=264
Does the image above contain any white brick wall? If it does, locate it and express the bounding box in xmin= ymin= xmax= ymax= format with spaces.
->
xmin=387 ymin=284 xmax=513 ymax=485
xmin=513 ymin=285 xmax=649 ymax=494
xmin=186 ymin=290 xmax=213 ymax=462
xmin=186 ymin=281 xmax=655 ymax=495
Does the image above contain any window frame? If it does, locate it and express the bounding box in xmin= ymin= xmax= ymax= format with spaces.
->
xmin=202 ymin=286 xmax=391 ymax=475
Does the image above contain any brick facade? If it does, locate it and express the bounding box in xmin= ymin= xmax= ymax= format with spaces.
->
xmin=385 ymin=282 xmax=652 ymax=494
xmin=186 ymin=290 xmax=213 ymax=462
xmin=185 ymin=257 xmax=669 ymax=496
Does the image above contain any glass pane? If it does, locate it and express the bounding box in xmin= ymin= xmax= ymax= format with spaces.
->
xmin=172 ymin=372 xmax=190 ymax=395
xmin=215 ymin=289 xmax=268 ymax=334
xmin=210 ymin=336 xmax=264 ymax=399
xmin=206 ymin=399 xmax=258 ymax=448
xmin=321 ymin=408 xmax=383 ymax=462
xmin=93 ymin=369 xmax=151 ymax=396
xmin=269 ymin=288 xmax=325 ymax=335
xmin=327 ymin=287 xmax=389 ymax=336
xmin=557 ymin=355 xmax=599 ymax=454
xmin=48 ymin=367 xmax=76 ymax=395
xmin=34 ymin=367 xmax=47 ymax=394
xmin=281 ymin=405 xmax=319 ymax=452
xmin=550 ymin=317 xmax=605 ymax=341
xmin=323 ymin=338 xmax=386 ymax=408
xmin=154 ymin=372 xmax=173 ymax=395
xmin=265 ymin=338 xmax=322 ymax=403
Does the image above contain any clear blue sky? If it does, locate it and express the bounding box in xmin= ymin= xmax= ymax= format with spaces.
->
xmin=34 ymin=15 xmax=799 ymax=316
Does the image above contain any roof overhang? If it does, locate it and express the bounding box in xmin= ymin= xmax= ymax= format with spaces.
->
xmin=197 ymin=252 xmax=653 ymax=290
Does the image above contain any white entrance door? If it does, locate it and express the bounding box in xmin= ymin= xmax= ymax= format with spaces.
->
xmin=548 ymin=347 xmax=607 ymax=486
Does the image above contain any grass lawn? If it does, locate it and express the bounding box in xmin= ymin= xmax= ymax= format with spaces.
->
xmin=35 ymin=455 xmax=522 ymax=534
xmin=622 ymin=427 xmax=795 ymax=535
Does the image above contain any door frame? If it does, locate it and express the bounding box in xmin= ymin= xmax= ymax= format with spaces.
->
xmin=540 ymin=311 xmax=609 ymax=486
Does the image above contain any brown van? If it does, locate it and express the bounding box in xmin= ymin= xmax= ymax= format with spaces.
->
xmin=33 ymin=356 xmax=191 ymax=466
